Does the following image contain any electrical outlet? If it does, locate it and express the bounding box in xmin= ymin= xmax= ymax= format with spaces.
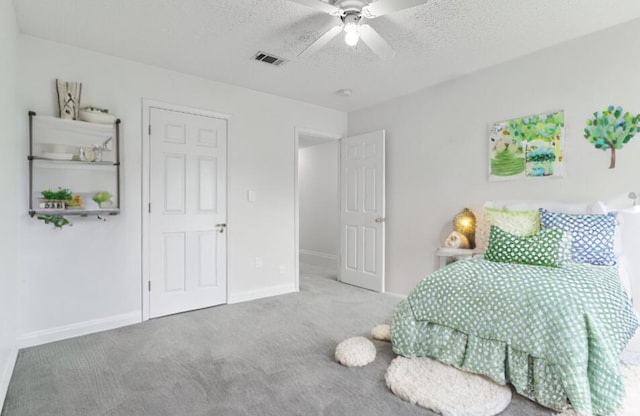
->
xmin=279 ymin=264 xmax=287 ymax=274
xmin=255 ymin=257 xmax=264 ymax=268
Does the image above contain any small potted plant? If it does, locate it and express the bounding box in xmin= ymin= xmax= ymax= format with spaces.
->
xmin=37 ymin=187 xmax=74 ymax=228
xmin=39 ymin=187 xmax=73 ymax=210
xmin=92 ymin=191 xmax=113 ymax=208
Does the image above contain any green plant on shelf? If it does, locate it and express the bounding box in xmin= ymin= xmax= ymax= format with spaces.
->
xmin=41 ymin=187 xmax=73 ymax=201
xmin=92 ymin=191 xmax=112 ymax=208
xmin=38 ymin=187 xmax=73 ymax=228
xmin=37 ymin=214 xmax=72 ymax=229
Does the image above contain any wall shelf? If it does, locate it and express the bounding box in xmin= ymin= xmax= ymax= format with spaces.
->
xmin=30 ymin=208 xmax=120 ymax=217
xmin=29 ymin=156 xmax=119 ymax=166
xmin=27 ymin=111 xmax=122 ymax=222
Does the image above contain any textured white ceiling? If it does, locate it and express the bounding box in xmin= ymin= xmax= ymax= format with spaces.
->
xmin=13 ymin=0 xmax=640 ymax=112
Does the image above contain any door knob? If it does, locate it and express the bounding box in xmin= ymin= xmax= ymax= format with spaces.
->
xmin=375 ymin=217 xmax=384 ymax=223
xmin=215 ymin=223 xmax=227 ymax=233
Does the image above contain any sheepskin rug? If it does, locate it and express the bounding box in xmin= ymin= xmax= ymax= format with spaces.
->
xmin=371 ymin=324 xmax=391 ymax=341
xmin=555 ymin=363 xmax=640 ymax=416
xmin=385 ymin=356 xmax=512 ymax=416
xmin=335 ymin=336 xmax=376 ymax=367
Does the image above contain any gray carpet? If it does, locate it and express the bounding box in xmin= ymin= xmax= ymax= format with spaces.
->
xmin=2 ymin=265 xmax=554 ymax=416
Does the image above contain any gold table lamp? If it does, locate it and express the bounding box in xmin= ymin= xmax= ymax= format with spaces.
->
xmin=453 ymin=208 xmax=476 ymax=249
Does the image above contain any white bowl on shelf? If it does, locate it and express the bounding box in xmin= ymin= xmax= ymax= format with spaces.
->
xmin=79 ymin=109 xmax=117 ymax=124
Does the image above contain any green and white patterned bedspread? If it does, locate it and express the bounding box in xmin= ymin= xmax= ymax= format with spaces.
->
xmin=391 ymin=257 xmax=639 ymax=416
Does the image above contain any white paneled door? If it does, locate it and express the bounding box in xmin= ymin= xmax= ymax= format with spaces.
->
xmin=339 ymin=130 xmax=385 ymax=292
xmin=149 ymin=108 xmax=227 ymax=318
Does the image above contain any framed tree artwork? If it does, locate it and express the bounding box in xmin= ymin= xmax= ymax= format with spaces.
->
xmin=489 ymin=110 xmax=565 ymax=181
xmin=584 ymin=106 xmax=639 ymax=169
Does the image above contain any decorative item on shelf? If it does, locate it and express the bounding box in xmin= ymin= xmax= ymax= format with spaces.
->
xmin=452 ymin=208 xmax=476 ymax=249
xmin=630 ymin=192 xmax=639 ymax=206
xmin=444 ymin=230 xmax=470 ymax=249
xmin=67 ymin=194 xmax=83 ymax=209
xmin=79 ymin=106 xmax=117 ymax=124
xmin=39 ymin=187 xmax=73 ymax=210
xmin=89 ymin=137 xmax=113 ymax=162
xmin=36 ymin=214 xmax=72 ymax=229
xmin=92 ymin=191 xmax=113 ymax=208
xmin=39 ymin=200 xmax=66 ymax=210
xmin=36 ymin=188 xmax=74 ymax=228
xmin=56 ymin=79 xmax=82 ymax=120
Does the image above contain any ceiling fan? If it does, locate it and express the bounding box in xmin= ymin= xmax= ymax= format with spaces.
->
xmin=289 ymin=0 xmax=429 ymax=59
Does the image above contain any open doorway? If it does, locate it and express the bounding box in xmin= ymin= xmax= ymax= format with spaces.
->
xmin=294 ymin=129 xmax=341 ymax=290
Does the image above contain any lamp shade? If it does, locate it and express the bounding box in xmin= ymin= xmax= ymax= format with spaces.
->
xmin=453 ymin=208 xmax=476 ymax=248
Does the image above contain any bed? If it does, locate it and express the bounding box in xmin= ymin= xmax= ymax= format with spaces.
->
xmin=390 ymin=200 xmax=640 ymax=416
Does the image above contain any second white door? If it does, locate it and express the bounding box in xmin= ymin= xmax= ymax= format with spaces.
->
xmin=339 ymin=130 xmax=385 ymax=292
xmin=149 ymin=107 xmax=227 ymax=318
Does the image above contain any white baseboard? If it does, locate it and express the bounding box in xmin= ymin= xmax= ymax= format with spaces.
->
xmin=299 ymin=249 xmax=339 ymax=270
xmin=17 ymin=311 xmax=141 ymax=349
xmin=228 ymin=284 xmax=297 ymax=304
xmin=385 ymin=291 xmax=408 ymax=300
xmin=0 ymin=346 xmax=18 ymax=411
xmin=299 ymin=249 xmax=338 ymax=261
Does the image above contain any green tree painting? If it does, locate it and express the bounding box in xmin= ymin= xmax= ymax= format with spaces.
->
xmin=489 ymin=111 xmax=564 ymax=180
xmin=584 ymin=106 xmax=639 ymax=169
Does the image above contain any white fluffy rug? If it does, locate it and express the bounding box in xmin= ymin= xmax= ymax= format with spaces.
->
xmin=385 ymin=356 xmax=512 ymax=416
xmin=335 ymin=336 xmax=376 ymax=367
xmin=371 ymin=324 xmax=391 ymax=341
xmin=555 ymin=363 xmax=640 ymax=416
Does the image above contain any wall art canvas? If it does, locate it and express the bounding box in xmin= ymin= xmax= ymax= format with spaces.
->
xmin=489 ymin=110 xmax=565 ymax=181
xmin=56 ymin=79 xmax=82 ymax=120
xmin=584 ymin=105 xmax=639 ymax=169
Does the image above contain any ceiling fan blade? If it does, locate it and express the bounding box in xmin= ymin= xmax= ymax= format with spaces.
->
xmin=287 ymin=0 xmax=342 ymax=16
xmin=362 ymin=0 xmax=429 ymax=18
xmin=359 ymin=24 xmax=395 ymax=60
xmin=298 ymin=25 xmax=343 ymax=58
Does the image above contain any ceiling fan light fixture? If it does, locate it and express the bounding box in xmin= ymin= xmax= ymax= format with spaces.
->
xmin=344 ymin=21 xmax=358 ymax=34
xmin=344 ymin=31 xmax=360 ymax=46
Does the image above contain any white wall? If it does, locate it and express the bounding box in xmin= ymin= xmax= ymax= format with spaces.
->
xmin=298 ymin=141 xmax=339 ymax=263
xmin=0 ymin=0 xmax=19 ymax=404
xmin=348 ymin=19 xmax=640 ymax=295
xmin=17 ymin=35 xmax=346 ymax=343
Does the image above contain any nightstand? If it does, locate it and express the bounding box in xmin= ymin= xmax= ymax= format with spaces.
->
xmin=435 ymin=247 xmax=482 ymax=270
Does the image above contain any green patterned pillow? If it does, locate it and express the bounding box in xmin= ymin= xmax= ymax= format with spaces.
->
xmin=476 ymin=208 xmax=541 ymax=252
xmin=485 ymin=225 xmax=564 ymax=267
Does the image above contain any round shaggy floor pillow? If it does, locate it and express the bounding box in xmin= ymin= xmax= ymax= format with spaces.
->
xmin=371 ymin=324 xmax=391 ymax=342
xmin=385 ymin=356 xmax=512 ymax=416
xmin=335 ymin=337 xmax=376 ymax=367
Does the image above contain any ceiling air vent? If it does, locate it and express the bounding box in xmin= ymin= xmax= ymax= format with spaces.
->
xmin=252 ymin=51 xmax=287 ymax=66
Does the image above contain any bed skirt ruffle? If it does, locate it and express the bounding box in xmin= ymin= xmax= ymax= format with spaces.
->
xmin=391 ymin=298 xmax=567 ymax=411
